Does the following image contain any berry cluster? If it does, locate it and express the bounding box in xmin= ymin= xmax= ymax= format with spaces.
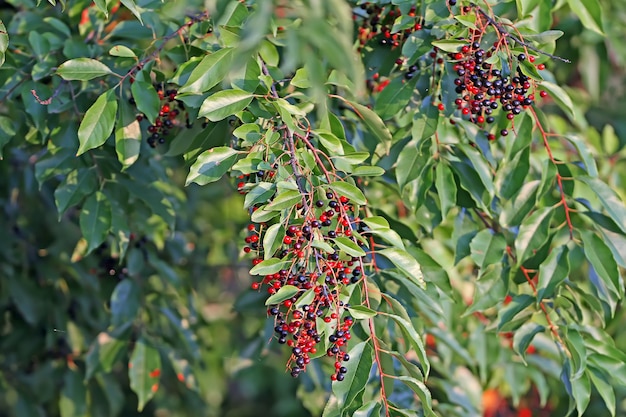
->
xmin=241 ymin=185 xmax=366 ymax=380
xmin=355 ymin=3 xmax=423 ymax=52
xmin=448 ymin=41 xmax=546 ymax=139
xmin=132 ymin=87 xmax=189 ymax=148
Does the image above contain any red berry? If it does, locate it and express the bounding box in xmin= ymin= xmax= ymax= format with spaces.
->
xmin=251 ymin=282 xmax=260 ymax=290
xmin=437 ymin=103 xmax=445 ymax=111
xmin=537 ymin=63 xmax=545 ymax=70
xmin=540 ymin=90 xmax=548 ymax=98
xmin=283 ymin=236 xmax=292 ymax=245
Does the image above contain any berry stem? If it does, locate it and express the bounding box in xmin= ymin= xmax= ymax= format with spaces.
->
xmin=472 ymin=3 xmax=570 ymax=63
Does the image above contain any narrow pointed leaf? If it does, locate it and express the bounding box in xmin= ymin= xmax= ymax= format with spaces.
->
xmin=54 ymin=168 xmax=97 ymax=217
xmin=379 ymin=248 xmax=425 ymax=289
xmin=332 ymin=341 xmax=373 ymax=409
xmin=178 ymin=48 xmax=234 ymax=94
xmin=328 ymin=181 xmax=366 ymax=205
xmin=57 ymin=58 xmax=113 ymax=80
xmin=0 ymin=20 xmax=8 ymax=68
xmin=79 ymin=191 xmax=111 ymax=255
xmin=249 ymin=258 xmax=291 ymax=275
xmin=514 ymin=206 xmax=553 ymax=264
xmin=579 ymin=177 xmax=626 ymax=234
xmin=186 ymin=147 xmax=239 ymax=186
xmin=396 ymin=376 xmax=437 ymax=417
xmin=129 ymin=338 xmax=162 ymax=411
xmin=389 ymin=314 xmax=429 ymax=377
xmin=265 ymin=285 xmax=300 ymax=305
xmin=198 ymin=89 xmax=254 ymax=121
xmin=333 ymin=236 xmax=366 ymax=257
xmin=77 ymin=89 xmax=118 ymax=155
xmin=115 ymin=99 xmax=141 ymax=169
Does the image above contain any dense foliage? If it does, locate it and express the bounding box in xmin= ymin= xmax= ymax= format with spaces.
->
xmin=1 ymin=0 xmax=626 ymax=416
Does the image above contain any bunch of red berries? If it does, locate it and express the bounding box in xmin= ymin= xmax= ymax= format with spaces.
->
xmin=355 ymin=3 xmax=423 ymax=52
xmin=133 ymin=87 xmax=189 ymax=148
xmin=448 ymin=40 xmax=547 ymax=139
xmin=241 ymin=186 xmax=366 ymax=380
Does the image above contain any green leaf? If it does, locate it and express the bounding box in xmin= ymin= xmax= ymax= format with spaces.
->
xmin=351 ymin=166 xmax=385 ymax=176
xmin=564 ymin=135 xmax=598 ymax=177
xmin=412 ymin=98 xmax=439 ymax=142
xmin=86 ymin=324 xmax=132 ymax=379
xmin=516 ymin=0 xmax=541 ymax=17
xmin=540 ymin=81 xmax=575 ymax=118
xmin=328 ymin=181 xmax=366 ymax=205
xmin=266 ymin=189 xmax=302 ymax=211
xmin=567 ymin=0 xmax=604 ymax=35
xmin=374 ymin=76 xmax=417 ymax=120
xmin=178 ymin=48 xmax=234 ymax=94
xmin=131 ymin=80 xmax=160 ymax=124
xmin=499 ymin=180 xmax=540 ymax=227
xmin=244 ymin=182 xmax=275 ymax=209
xmin=77 ymin=89 xmax=118 ymax=155
xmin=348 ymin=101 xmax=392 ymax=144
xmin=514 ymin=206 xmax=553 ymax=264
xmin=353 ymin=400 xmax=382 ymax=417
xmin=431 ymin=39 xmax=466 ymax=52
xmin=379 ymin=248 xmax=425 ymax=289
xmin=263 ymin=223 xmax=284 ymax=260
xmin=59 ymin=369 xmax=87 ymax=417
xmin=311 ymin=238 xmax=336 ymax=254
xmin=579 ymin=177 xmax=626 ymax=234
xmin=115 ymin=99 xmax=141 ymax=169
xmin=0 ymin=20 xmax=8 ymax=68
xmin=110 ymin=280 xmax=140 ymax=327
xmin=396 ymin=376 xmax=437 ymax=417
xmin=347 ymin=305 xmax=377 ymax=319
xmin=512 ymin=322 xmax=545 ymax=361
xmin=580 ymin=230 xmax=622 ymax=297
xmin=79 ymin=191 xmax=112 ymax=255
xmin=362 ymin=216 xmax=405 ymax=250
xmin=537 ymin=246 xmax=570 ymax=299
xmin=185 ymin=147 xmax=239 ymax=186
xmin=497 ymin=294 xmax=534 ymax=329
xmin=435 ymin=162 xmax=456 ymax=217
xmin=331 ymin=341 xmax=373 ymax=409
xmin=588 ymin=367 xmax=616 ymax=417
xmin=570 ymin=370 xmax=591 ymax=416
xmin=469 ymin=230 xmax=506 ymax=270
xmin=333 ymin=236 xmax=366 ymax=257
xmin=56 ymin=58 xmax=113 ymax=80
xmin=388 ymin=314 xmax=429 ymax=377
xmin=291 ymin=67 xmax=311 ymax=89
xmin=456 ymin=143 xmax=495 ymax=199
xmin=119 ymin=0 xmax=144 ymax=23
xmin=198 ymin=89 xmax=254 ymax=121
xmin=508 ymin=113 xmax=533 ymax=159
xmin=109 ymin=45 xmax=136 ymax=58
xmin=129 ymin=337 xmax=162 ymax=411
xmin=0 ymin=115 xmax=15 ymax=158
xmin=396 ymin=139 xmax=430 ymax=191
xmin=249 ymin=258 xmax=291 ymax=275
xmin=265 ymin=285 xmax=300 ymax=305
xmin=54 ymin=168 xmax=98 ymax=217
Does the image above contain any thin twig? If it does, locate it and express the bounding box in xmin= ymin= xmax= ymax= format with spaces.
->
xmin=31 ymin=80 xmax=66 ymax=105
xmin=473 ymin=4 xmax=571 ymax=63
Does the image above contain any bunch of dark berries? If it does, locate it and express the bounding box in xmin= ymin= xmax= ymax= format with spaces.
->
xmin=131 ymin=87 xmax=189 ymax=148
xmin=241 ymin=184 xmax=365 ymax=380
